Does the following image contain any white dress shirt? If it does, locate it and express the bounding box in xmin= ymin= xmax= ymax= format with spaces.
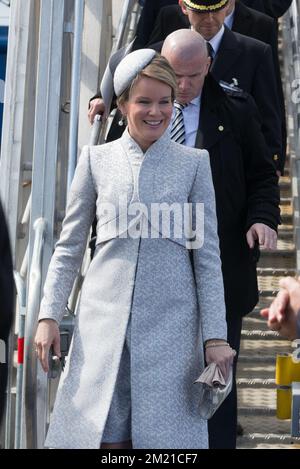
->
xmin=224 ymin=8 xmax=235 ymax=30
xmin=207 ymin=24 xmax=225 ymax=57
xmin=169 ymin=95 xmax=201 ymax=148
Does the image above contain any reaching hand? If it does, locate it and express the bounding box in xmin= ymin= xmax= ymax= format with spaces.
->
xmin=88 ymin=98 xmax=106 ymax=125
xmin=260 ymin=276 xmax=300 ymax=340
xmin=246 ymin=223 xmax=277 ymax=250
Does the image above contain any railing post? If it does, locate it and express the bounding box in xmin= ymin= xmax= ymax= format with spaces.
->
xmin=23 ymin=0 xmax=66 ymax=449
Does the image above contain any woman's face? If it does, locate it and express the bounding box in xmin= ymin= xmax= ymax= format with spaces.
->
xmin=120 ymin=76 xmax=173 ymax=152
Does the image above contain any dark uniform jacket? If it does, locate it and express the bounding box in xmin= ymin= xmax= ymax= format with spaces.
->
xmin=149 ymin=5 xmax=285 ymax=172
xmin=0 ymin=201 xmax=14 ymax=423
xmin=240 ymin=0 xmax=293 ymax=17
xmin=104 ymin=74 xmax=281 ymax=317
xmin=133 ymin=0 xmax=178 ymax=49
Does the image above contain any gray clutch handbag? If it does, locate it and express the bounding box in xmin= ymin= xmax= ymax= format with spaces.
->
xmin=194 ymin=363 xmax=233 ymax=420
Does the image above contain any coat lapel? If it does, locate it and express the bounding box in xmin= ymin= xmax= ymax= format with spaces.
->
xmin=196 ymin=75 xmax=230 ymax=151
xmin=211 ymin=27 xmax=243 ymax=83
xmin=232 ymin=2 xmax=253 ymax=37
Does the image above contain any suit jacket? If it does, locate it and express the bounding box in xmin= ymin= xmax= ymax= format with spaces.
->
xmin=149 ymin=16 xmax=284 ymax=171
xmin=211 ymin=27 xmax=283 ymax=172
xmin=133 ymin=0 xmax=178 ymax=50
xmin=105 ymin=75 xmax=280 ymax=316
xmin=149 ymin=3 xmax=277 ymax=49
xmin=240 ymin=0 xmax=293 ymax=17
xmin=0 ymin=201 xmax=14 ymax=423
xmin=232 ymin=1 xmax=286 ymax=165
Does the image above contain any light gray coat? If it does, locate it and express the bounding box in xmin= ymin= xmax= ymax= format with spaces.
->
xmin=38 ymin=129 xmax=227 ymax=449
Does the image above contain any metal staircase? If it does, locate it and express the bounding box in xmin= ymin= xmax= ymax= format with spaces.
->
xmin=236 ymin=7 xmax=300 ymax=449
xmin=236 ymin=167 xmax=298 ymax=449
xmin=1 ymin=0 xmax=300 ymax=451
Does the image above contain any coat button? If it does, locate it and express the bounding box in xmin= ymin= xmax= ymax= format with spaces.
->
xmin=218 ymin=125 xmax=224 ymax=132
xmin=273 ymin=154 xmax=279 ymax=161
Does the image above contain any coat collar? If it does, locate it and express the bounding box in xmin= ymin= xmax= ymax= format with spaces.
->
xmin=119 ymin=126 xmax=171 ymax=162
xmin=232 ymin=1 xmax=253 ymax=36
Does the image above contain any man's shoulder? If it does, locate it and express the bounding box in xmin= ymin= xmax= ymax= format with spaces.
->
xmin=236 ymin=1 xmax=275 ymax=25
xmin=227 ymin=27 xmax=271 ymax=52
xmin=159 ymin=4 xmax=183 ymax=16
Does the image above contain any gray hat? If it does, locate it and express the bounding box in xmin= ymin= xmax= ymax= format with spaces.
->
xmin=113 ymin=48 xmax=156 ymax=97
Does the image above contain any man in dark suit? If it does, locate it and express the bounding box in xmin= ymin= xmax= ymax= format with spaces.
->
xmin=240 ymin=0 xmax=293 ymax=17
xmin=148 ymin=0 xmax=285 ymax=173
xmin=150 ymin=0 xmax=278 ymax=46
xmin=225 ymin=0 xmax=286 ymax=181
xmin=0 ymin=201 xmax=14 ymax=424
xmin=95 ymin=28 xmax=280 ymax=448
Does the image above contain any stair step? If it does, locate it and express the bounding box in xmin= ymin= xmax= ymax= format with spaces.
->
xmin=238 ymin=387 xmax=276 ymax=411
xmin=278 ymin=223 xmax=293 ymax=231
xmin=258 ymin=275 xmax=285 ymax=292
xmin=239 ymin=355 xmax=280 ymax=364
xmin=240 ymin=339 xmax=290 ymax=355
xmin=277 ymin=231 xmax=294 ymax=241
xmin=280 ymin=197 xmax=292 ymax=205
xmin=258 ymin=250 xmax=296 ymax=269
xmin=237 ymin=362 xmax=275 ymax=380
xmin=242 ymin=317 xmax=275 ymax=333
xmin=254 ymin=296 xmax=288 ymax=310
xmin=239 ymin=407 xmax=276 ymax=416
xmin=257 ymin=267 xmax=295 ymax=276
xmin=280 ymin=211 xmax=293 ymax=222
xmin=237 ymin=378 xmax=275 ymax=387
xmin=237 ymin=434 xmax=300 ymax=449
xmin=237 ymin=432 xmax=298 ymax=442
xmin=237 ymin=414 xmax=293 ymax=436
xmin=241 ymin=329 xmax=279 ymax=340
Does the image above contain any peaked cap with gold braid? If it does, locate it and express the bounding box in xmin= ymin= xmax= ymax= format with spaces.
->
xmin=183 ymin=0 xmax=229 ymax=12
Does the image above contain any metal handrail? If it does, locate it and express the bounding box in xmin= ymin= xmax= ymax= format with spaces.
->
xmin=113 ymin=0 xmax=137 ymax=53
xmin=13 ymin=272 xmax=26 ymax=449
xmin=23 ymin=218 xmax=46 ymax=449
xmin=67 ymin=0 xmax=85 ymax=192
xmin=88 ymin=114 xmax=102 ymax=146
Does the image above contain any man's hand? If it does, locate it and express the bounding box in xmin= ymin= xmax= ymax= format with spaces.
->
xmin=261 ymin=277 xmax=300 ymax=340
xmin=88 ymin=98 xmax=106 ymax=125
xmin=246 ymin=223 xmax=277 ymax=250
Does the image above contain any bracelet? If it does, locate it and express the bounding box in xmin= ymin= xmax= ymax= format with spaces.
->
xmin=205 ymin=343 xmax=230 ymax=349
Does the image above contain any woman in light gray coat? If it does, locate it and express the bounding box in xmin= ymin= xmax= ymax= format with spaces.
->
xmin=35 ymin=50 xmax=235 ymax=449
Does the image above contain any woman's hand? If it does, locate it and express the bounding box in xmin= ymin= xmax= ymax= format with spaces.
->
xmin=34 ymin=319 xmax=61 ymax=373
xmin=205 ymin=340 xmax=236 ymax=381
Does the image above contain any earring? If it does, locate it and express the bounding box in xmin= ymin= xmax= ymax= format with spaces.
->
xmin=118 ymin=115 xmax=126 ymax=127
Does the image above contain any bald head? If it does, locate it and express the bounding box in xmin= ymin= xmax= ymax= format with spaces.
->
xmin=162 ymin=29 xmax=208 ymax=65
xmin=161 ymin=29 xmax=211 ymax=104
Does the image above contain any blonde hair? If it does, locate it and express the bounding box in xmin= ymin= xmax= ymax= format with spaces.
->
xmin=117 ymin=53 xmax=177 ymax=106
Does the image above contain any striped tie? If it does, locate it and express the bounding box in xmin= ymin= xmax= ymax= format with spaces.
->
xmin=170 ymin=101 xmax=187 ymax=144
